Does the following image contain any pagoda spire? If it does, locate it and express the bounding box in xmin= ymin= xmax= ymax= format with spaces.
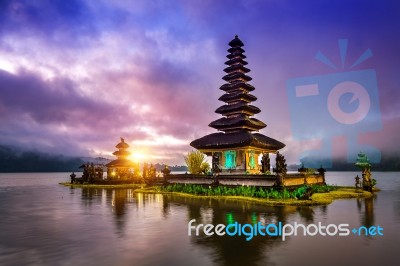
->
xmin=190 ymin=36 xmax=285 ymax=165
xmin=113 ymin=137 xmax=131 ymax=159
xmin=209 ymin=35 xmax=266 ymax=133
xmin=105 ymin=138 xmax=136 ymax=180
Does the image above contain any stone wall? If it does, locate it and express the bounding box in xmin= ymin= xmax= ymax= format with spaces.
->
xmin=283 ymin=174 xmax=325 ymax=186
xmin=166 ymin=175 xmax=214 ymax=185
xmin=218 ymin=175 xmax=277 ymax=187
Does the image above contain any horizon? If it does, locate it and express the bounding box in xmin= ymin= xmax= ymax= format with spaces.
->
xmin=0 ymin=1 xmax=399 ymax=166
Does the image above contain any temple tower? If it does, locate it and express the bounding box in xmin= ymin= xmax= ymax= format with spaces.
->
xmin=106 ymin=138 xmax=136 ymax=180
xmin=190 ymin=35 xmax=285 ymax=174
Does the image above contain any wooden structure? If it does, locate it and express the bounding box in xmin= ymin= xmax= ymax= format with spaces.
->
xmin=106 ymin=138 xmax=136 ymax=180
xmin=190 ymin=35 xmax=285 ymax=174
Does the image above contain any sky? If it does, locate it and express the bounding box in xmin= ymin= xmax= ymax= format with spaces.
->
xmin=0 ymin=0 xmax=399 ymax=165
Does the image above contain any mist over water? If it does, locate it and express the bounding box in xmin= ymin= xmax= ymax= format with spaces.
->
xmin=0 ymin=172 xmax=399 ymax=265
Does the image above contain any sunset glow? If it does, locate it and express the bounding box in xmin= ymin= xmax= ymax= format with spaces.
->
xmin=130 ymin=152 xmax=148 ymax=162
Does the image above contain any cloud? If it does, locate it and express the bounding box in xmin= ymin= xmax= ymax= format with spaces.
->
xmin=0 ymin=69 xmax=122 ymax=125
xmin=0 ymin=0 xmax=98 ymax=45
xmin=0 ymin=69 xmax=135 ymax=154
xmin=0 ymin=30 xmax=217 ymax=161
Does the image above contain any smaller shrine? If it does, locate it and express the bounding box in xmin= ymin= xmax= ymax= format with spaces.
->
xmin=106 ymin=138 xmax=137 ymax=180
xmin=355 ymin=152 xmax=375 ymax=192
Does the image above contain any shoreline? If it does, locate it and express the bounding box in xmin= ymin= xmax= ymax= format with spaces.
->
xmin=59 ymin=182 xmax=376 ymax=206
xmin=59 ymin=182 xmax=144 ymax=189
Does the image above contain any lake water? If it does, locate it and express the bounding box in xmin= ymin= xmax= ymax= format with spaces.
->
xmin=0 ymin=172 xmax=399 ymax=266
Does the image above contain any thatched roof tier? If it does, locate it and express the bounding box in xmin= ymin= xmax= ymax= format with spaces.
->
xmin=228 ymin=35 xmax=244 ymax=47
xmin=116 ymin=138 xmax=129 ymax=149
xmin=218 ymin=92 xmax=257 ymax=103
xmin=215 ymin=102 xmax=261 ymax=116
xmin=226 ymin=48 xmax=245 ymax=58
xmin=219 ymin=82 xmax=255 ymax=93
xmin=226 ymin=52 xmax=246 ymax=60
xmin=224 ymin=57 xmax=248 ymax=66
xmin=222 ymin=72 xmax=252 ymax=82
xmin=209 ymin=116 xmax=266 ymax=132
xmin=223 ymin=64 xmax=250 ymax=73
xmin=227 ymin=46 xmax=245 ymax=54
xmin=190 ymin=130 xmax=285 ymax=151
xmin=116 ymin=142 xmax=129 ymax=149
xmin=112 ymin=150 xmax=131 ymax=157
xmin=106 ymin=159 xmax=136 ymax=168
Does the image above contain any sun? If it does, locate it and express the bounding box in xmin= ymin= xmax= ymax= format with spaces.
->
xmin=129 ymin=152 xmax=147 ymax=162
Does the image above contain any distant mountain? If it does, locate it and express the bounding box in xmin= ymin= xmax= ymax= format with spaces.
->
xmin=132 ymin=163 xmax=187 ymax=172
xmin=79 ymin=157 xmax=111 ymax=165
xmin=0 ymin=145 xmax=85 ymax=172
xmin=152 ymin=163 xmax=188 ymax=172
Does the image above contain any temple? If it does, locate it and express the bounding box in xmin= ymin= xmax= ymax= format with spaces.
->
xmin=190 ymin=35 xmax=285 ymax=174
xmin=106 ymin=138 xmax=137 ymax=180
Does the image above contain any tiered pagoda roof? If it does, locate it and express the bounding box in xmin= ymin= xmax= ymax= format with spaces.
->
xmin=106 ymin=138 xmax=136 ymax=168
xmin=190 ymin=35 xmax=285 ymax=152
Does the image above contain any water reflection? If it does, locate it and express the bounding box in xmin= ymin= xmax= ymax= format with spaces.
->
xmin=162 ymin=195 xmax=316 ymax=266
xmin=77 ymin=188 xmax=166 ymax=236
xmin=78 ymin=188 xmax=130 ymax=236
xmin=75 ymin=188 xmax=318 ymax=265
xmin=72 ymin=187 xmax=393 ymax=265
xmin=356 ymin=195 xmax=376 ymax=228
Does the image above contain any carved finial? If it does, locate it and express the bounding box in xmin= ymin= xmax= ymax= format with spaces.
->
xmin=120 ymin=137 xmax=124 ymax=142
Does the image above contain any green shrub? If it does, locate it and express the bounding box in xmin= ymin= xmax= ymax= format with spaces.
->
xmin=160 ymin=184 xmax=337 ymax=200
xmin=184 ymin=150 xmax=208 ymax=174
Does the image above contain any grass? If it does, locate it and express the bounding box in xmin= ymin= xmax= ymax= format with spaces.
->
xmin=158 ymin=183 xmax=337 ymax=200
xmin=311 ymin=188 xmax=373 ymax=204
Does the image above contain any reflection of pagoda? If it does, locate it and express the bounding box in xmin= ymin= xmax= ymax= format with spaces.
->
xmin=163 ymin=194 xmax=305 ymax=265
xmin=191 ymin=35 xmax=285 ymax=174
xmin=106 ymin=138 xmax=136 ymax=180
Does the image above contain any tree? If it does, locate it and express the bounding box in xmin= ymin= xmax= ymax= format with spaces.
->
xmin=355 ymin=152 xmax=371 ymax=169
xmin=184 ymin=150 xmax=208 ymax=174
